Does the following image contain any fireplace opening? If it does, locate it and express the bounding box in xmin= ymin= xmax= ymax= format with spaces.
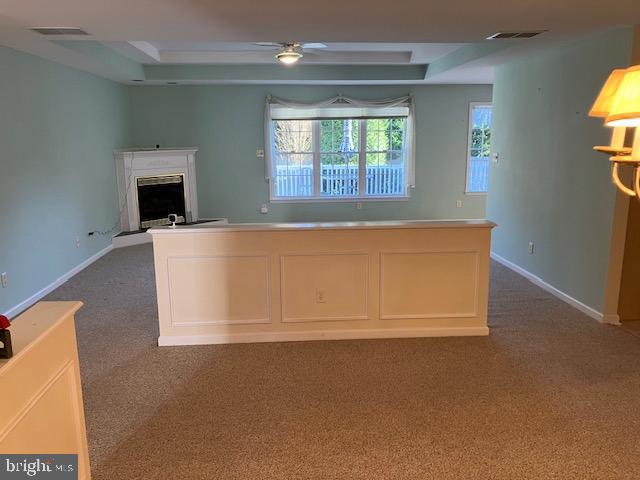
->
xmin=136 ymin=175 xmax=187 ymax=229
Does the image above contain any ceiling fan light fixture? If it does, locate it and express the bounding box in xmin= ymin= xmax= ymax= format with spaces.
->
xmin=276 ymin=44 xmax=303 ymax=65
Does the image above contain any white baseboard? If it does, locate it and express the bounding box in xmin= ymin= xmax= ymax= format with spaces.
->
xmin=490 ymin=252 xmax=604 ymax=322
xmin=5 ymin=244 xmax=113 ymax=319
xmin=158 ymin=326 xmax=489 ymax=346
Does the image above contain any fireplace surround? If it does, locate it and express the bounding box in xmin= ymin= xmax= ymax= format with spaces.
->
xmin=114 ymin=148 xmax=198 ymax=232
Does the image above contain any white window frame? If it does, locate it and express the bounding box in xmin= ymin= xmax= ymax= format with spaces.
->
xmin=269 ymin=117 xmax=411 ymax=203
xmin=465 ymin=102 xmax=492 ymax=196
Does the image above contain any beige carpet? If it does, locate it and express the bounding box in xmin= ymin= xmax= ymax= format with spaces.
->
xmin=44 ymin=244 xmax=640 ymax=479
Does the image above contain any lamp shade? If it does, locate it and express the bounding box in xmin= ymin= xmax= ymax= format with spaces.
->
xmin=605 ymin=65 xmax=640 ymax=127
xmin=589 ymin=69 xmax=626 ymax=118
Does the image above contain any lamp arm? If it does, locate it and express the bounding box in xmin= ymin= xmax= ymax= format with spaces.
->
xmin=611 ymin=162 xmax=637 ymax=196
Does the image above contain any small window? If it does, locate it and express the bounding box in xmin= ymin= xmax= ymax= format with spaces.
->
xmin=466 ymin=103 xmax=492 ymax=194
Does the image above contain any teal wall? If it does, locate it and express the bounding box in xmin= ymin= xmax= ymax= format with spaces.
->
xmin=128 ymin=84 xmax=492 ymax=223
xmin=487 ymin=28 xmax=633 ymax=313
xmin=0 ymin=46 xmax=129 ymax=314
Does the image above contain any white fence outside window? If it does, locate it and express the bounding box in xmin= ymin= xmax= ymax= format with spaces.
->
xmin=274 ymin=164 xmax=405 ymax=197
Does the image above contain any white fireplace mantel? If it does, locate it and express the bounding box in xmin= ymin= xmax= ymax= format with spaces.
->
xmin=114 ymin=148 xmax=199 ymax=232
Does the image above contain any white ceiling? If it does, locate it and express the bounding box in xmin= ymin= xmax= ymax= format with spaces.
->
xmin=2 ymin=0 xmax=637 ymax=42
xmin=0 ymin=0 xmax=637 ymax=84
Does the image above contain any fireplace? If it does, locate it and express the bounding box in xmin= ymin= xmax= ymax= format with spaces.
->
xmin=137 ymin=175 xmax=187 ymax=228
xmin=114 ymin=149 xmax=199 ymax=232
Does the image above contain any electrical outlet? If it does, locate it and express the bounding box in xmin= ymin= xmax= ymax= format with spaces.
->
xmin=492 ymin=152 xmax=500 ymax=164
xmin=316 ymin=289 xmax=326 ymax=303
xmin=260 ymin=203 xmax=269 ymax=214
xmin=528 ymin=241 xmax=534 ymax=254
xmin=356 ymin=202 xmax=362 ymax=210
xmin=256 ymin=149 xmax=265 ymax=158
xmin=75 ymin=236 xmax=81 ymax=248
xmin=1 ymin=272 xmax=7 ymax=288
xmin=456 ymin=200 xmax=463 ymax=208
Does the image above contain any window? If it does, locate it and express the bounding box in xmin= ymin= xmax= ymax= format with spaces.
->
xmin=266 ymin=96 xmax=414 ymax=201
xmin=466 ymin=103 xmax=492 ymax=194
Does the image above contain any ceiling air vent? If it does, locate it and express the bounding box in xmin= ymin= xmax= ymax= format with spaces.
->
xmin=487 ymin=30 xmax=547 ymax=40
xmin=31 ymin=27 xmax=90 ymax=36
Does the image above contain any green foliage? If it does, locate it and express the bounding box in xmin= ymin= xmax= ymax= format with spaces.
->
xmin=470 ymin=106 xmax=492 ymax=158
xmin=319 ymin=118 xmax=406 ymax=165
xmin=470 ymin=125 xmax=491 ymax=158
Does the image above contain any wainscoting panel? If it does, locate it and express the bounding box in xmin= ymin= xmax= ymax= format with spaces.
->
xmin=0 ymin=363 xmax=83 ymax=455
xmin=380 ymin=251 xmax=479 ymax=319
xmin=281 ymin=253 xmax=369 ymax=322
xmin=167 ymin=255 xmax=271 ymax=325
xmin=151 ymin=221 xmax=494 ymax=345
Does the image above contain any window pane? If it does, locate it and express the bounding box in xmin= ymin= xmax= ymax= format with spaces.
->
xmin=466 ymin=105 xmax=492 ymax=193
xmin=272 ymin=120 xmax=314 ymax=197
xmin=320 ymin=119 xmax=360 ymax=197
xmin=365 ymin=117 xmax=406 ymax=196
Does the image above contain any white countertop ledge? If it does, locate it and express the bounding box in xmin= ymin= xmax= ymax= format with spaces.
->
xmin=148 ymin=219 xmax=496 ymax=234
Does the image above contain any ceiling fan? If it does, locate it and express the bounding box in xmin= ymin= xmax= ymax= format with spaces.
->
xmin=254 ymin=42 xmax=328 ymax=65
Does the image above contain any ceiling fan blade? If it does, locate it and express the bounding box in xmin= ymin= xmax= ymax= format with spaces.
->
xmin=302 ymin=43 xmax=327 ymax=49
xmin=253 ymin=42 xmax=280 ymax=48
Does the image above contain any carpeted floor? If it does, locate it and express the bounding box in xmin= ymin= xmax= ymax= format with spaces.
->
xmin=43 ymin=244 xmax=640 ymax=479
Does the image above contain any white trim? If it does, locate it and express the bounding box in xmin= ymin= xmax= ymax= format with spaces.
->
xmin=158 ymin=326 xmax=489 ymax=346
xmin=490 ymin=252 xmax=606 ymax=323
xmin=4 ymin=245 xmax=113 ymax=319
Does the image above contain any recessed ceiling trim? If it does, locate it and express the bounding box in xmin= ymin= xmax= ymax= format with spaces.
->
xmin=158 ymin=50 xmax=413 ymax=64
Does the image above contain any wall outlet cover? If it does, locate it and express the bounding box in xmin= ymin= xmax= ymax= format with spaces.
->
xmin=1 ymin=272 xmax=7 ymax=288
xmin=260 ymin=203 xmax=269 ymax=214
